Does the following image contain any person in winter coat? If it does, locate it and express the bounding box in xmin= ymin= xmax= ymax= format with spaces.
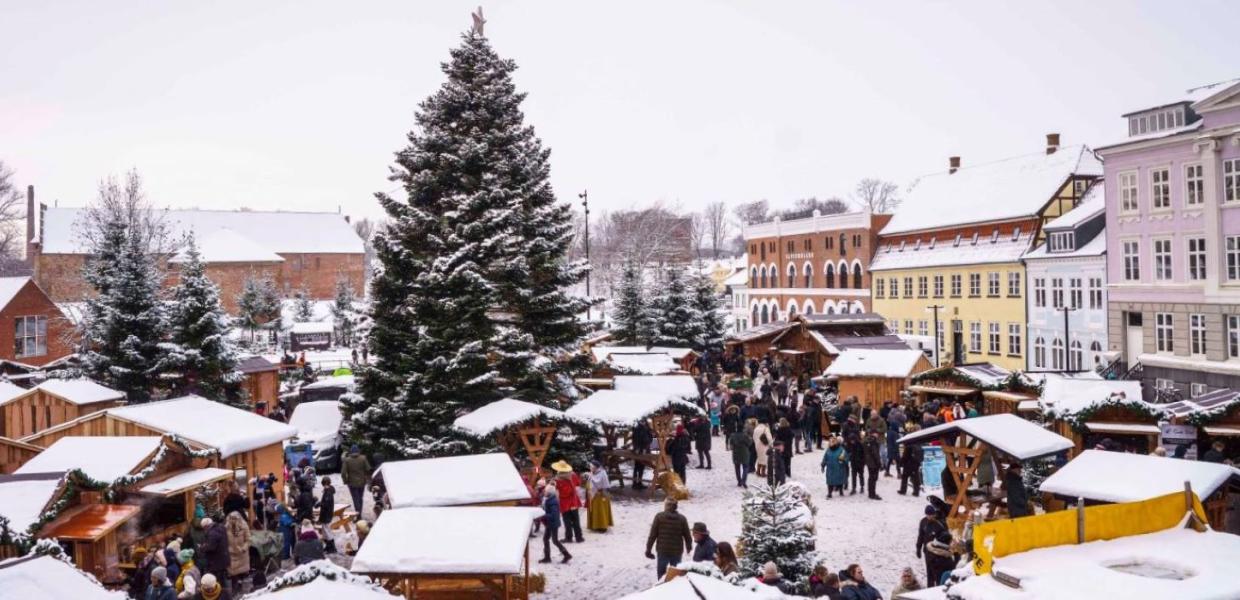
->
xmin=193 ymin=573 xmax=232 ymax=600
xmin=885 ymin=407 xmax=905 ymax=476
xmin=839 ymin=564 xmax=881 ymax=600
xmin=743 ymin=418 xmax=759 ymax=475
xmin=890 ymin=566 xmax=923 ymax=598
xmin=163 ymin=539 xmax=182 ymax=583
xmin=292 ymin=522 xmax=325 ymax=565
xmin=714 ymin=541 xmax=738 ymax=576
xmin=808 ymin=564 xmax=842 ymax=599
xmin=775 ymin=418 xmax=795 ymax=474
xmin=758 ymin=562 xmax=795 ymax=594
xmin=340 ymin=446 xmax=372 ymax=514
xmin=707 ymin=385 xmax=725 ymax=435
xmin=863 ymin=432 xmax=882 ymax=500
xmin=821 ymin=437 xmax=849 ymax=498
xmin=924 ymin=531 xmax=956 ymax=587
xmin=199 ymin=517 xmax=229 ymax=589
xmin=221 ymin=482 xmax=247 ymax=521
xmin=669 ymin=425 xmax=692 ymax=485
xmin=224 ymin=511 xmax=250 ymax=590
xmin=631 ymin=419 xmax=654 ymax=490
xmin=585 ymin=461 xmax=613 ymax=532
xmin=690 ymin=522 xmax=717 ymax=562
xmin=539 ymin=485 xmax=572 ymax=563
xmin=752 ymin=421 xmax=773 ymax=478
xmin=146 ymin=566 xmax=177 ymax=600
xmin=975 ymin=446 xmax=997 ymax=493
xmin=729 ymin=426 xmax=751 ymax=487
xmin=802 ymin=396 xmax=823 ymax=451
xmin=898 ymin=433 xmax=924 ymax=496
xmin=552 ymin=461 xmax=584 ymax=543
xmin=768 ymin=440 xmax=788 ymax=487
xmin=644 ymin=497 xmax=692 ymax=580
xmin=294 ymin=480 xmax=316 ymax=524
xmin=1004 ymin=464 xmax=1031 ymax=518
xmin=916 ymin=506 xmax=948 ymax=586
xmin=175 ymin=549 xmax=201 ymax=599
xmin=275 ymin=504 xmax=295 ymax=561
xmin=692 ymin=415 xmax=713 ymax=469
xmin=721 ymin=405 xmax=741 ymax=450
xmin=317 ymin=477 xmax=336 ymax=525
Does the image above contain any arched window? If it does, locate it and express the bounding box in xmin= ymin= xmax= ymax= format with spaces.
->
xmin=1070 ymin=340 xmax=1083 ymax=371
xmin=803 ymin=263 xmax=813 ymax=288
xmin=803 ymin=301 xmax=815 ymax=315
xmin=1034 ymin=337 xmax=1046 ymax=369
xmin=1090 ymin=340 xmax=1103 ymax=365
xmin=751 ymin=305 xmax=758 ymax=325
xmin=825 ymin=264 xmax=835 ymax=288
xmin=852 ymin=301 xmax=864 ymax=314
xmin=852 ymin=262 xmax=863 ymax=289
xmin=826 ymin=305 xmax=835 ymax=315
xmin=787 ymin=301 xmax=798 ymax=319
xmin=838 ymin=262 xmax=850 ymax=289
xmin=750 ymin=267 xmax=757 ymax=288
xmin=787 ymin=264 xmax=797 ymax=288
xmin=760 ymin=304 xmax=769 ymax=324
xmin=1051 ymin=338 xmax=1064 ymax=370
xmin=770 ymin=264 xmax=779 ymax=288
xmin=759 ymin=266 xmax=767 ymax=288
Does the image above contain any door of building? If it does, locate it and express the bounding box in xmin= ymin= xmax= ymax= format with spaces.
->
xmin=1125 ymin=312 xmax=1144 ymax=368
xmin=951 ymin=320 xmax=965 ymax=366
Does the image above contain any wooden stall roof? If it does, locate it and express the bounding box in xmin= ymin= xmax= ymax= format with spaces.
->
xmin=351 ymin=506 xmax=540 ymax=575
xmin=452 ymin=398 xmax=583 ymax=439
xmin=1040 ymin=449 xmax=1240 ymax=504
xmin=908 ymin=385 xmax=974 ymax=396
xmin=139 ymin=467 xmax=233 ymax=497
xmin=0 ymin=436 xmax=43 ymax=453
xmin=899 ymin=414 xmax=1073 ymax=460
xmin=43 ymin=504 xmax=140 ymax=541
xmin=237 ymin=355 xmax=279 ymax=374
xmin=0 ymin=381 xmax=28 ymax=406
xmin=377 ymin=454 xmax=531 ymax=508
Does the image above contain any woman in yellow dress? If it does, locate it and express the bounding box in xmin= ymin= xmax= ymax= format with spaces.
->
xmin=585 ymin=460 xmax=613 ymax=532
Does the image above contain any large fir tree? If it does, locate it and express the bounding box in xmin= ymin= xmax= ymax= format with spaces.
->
xmin=611 ymin=261 xmax=652 ymax=346
xmin=690 ymin=269 xmax=727 ymax=351
xmin=650 ymin=267 xmax=700 ymax=347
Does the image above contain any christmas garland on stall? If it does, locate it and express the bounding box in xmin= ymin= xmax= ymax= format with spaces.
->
xmin=107 ymin=434 xmax=220 ymax=499
xmin=911 ymin=366 xmax=989 ymax=391
xmin=1183 ymin=396 xmax=1240 ymax=427
xmin=1049 ymin=396 xmax=1167 ymax=434
xmin=0 ymin=471 xmax=108 ymax=554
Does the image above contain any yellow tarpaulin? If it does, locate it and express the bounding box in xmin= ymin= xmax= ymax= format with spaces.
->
xmin=972 ymin=490 xmax=1208 ymax=574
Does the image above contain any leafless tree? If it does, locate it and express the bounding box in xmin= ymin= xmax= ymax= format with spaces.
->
xmin=732 ymin=199 xmax=770 ymax=226
xmin=74 ymin=171 xmax=174 ymax=285
xmin=703 ymin=201 xmax=730 ymax=259
xmin=0 ymin=161 xmax=29 ymax=274
xmin=587 ymin=202 xmax=694 ymax=297
xmin=352 ymin=217 xmax=380 ymax=284
xmin=689 ymin=211 xmax=707 ymax=259
xmin=854 ymin=178 xmax=901 ymax=213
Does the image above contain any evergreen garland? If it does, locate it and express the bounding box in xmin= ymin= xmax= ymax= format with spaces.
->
xmin=251 ymin=559 xmax=386 ymax=596
xmin=1047 ymin=394 xmax=1167 ymax=434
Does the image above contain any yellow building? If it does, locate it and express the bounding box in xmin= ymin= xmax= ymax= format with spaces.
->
xmin=870 ymin=139 xmax=1101 ymax=371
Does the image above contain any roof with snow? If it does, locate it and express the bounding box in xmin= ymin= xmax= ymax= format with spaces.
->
xmin=871 ymin=229 xmax=1037 ymax=271
xmin=1121 ymin=77 xmax=1240 ymax=117
xmin=290 ymin=321 xmax=334 ymax=335
xmin=237 ymin=355 xmax=279 ymax=374
xmin=1040 ymin=450 xmax=1240 ymax=503
xmin=33 ymin=379 xmax=124 ymax=405
xmin=350 ymin=506 xmax=540 ymax=575
xmin=0 ymin=472 xmax=65 ymax=534
xmin=169 ymin=227 xmax=285 ymax=263
xmin=880 ymin=145 xmax=1102 ymax=236
xmin=1024 ymin=228 xmax=1107 ymax=260
xmin=0 ymin=381 xmax=27 ymax=405
xmin=566 ymin=390 xmax=703 ymax=427
xmin=946 ymin=525 xmax=1240 ymax=600
xmin=300 ymin=375 xmax=355 ymax=391
xmin=39 ymin=206 xmax=363 ymax=256
xmin=1045 ymin=184 xmax=1105 ymax=230
xmin=108 ymin=395 xmax=296 ymax=457
xmin=287 ymin=401 xmax=343 ymax=443
xmin=1038 ymin=378 xmax=1147 ymax=418
xmin=0 ymin=555 xmax=128 ymax=600
xmin=612 ymin=375 xmax=700 ymax=402
xmin=606 ymin=353 xmax=680 ymax=375
xmin=0 ymin=277 xmax=32 ymax=312
xmin=246 ymin=560 xmax=399 ymax=599
xmin=15 ymin=437 xmax=161 ymax=482
xmin=139 ymin=467 xmax=233 ymax=497
xmin=452 ymin=398 xmax=578 ymax=438
xmin=377 ymin=453 xmax=530 ymax=508
xmin=590 ymin=346 xmax=696 ymax=362
xmin=899 ymin=414 xmax=1073 ymax=460
xmin=727 ymin=321 xmax=793 ymax=343
xmin=955 ymin=363 xmax=1013 ymax=387
xmin=618 ymin=572 xmax=780 ymax=599
xmin=824 ymin=349 xmax=928 ymax=378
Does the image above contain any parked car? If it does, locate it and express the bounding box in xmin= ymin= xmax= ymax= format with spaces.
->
xmin=286 ymin=401 xmax=344 ymax=472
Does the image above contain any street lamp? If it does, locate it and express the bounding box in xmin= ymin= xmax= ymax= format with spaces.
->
xmin=925 ymin=304 xmax=945 ymax=367
xmin=579 ymin=190 xmax=591 ymax=322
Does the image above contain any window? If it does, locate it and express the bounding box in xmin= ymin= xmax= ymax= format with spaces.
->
xmin=969 ymin=322 xmax=981 ymax=354
xmin=1034 ymin=278 xmax=1046 ymax=308
xmin=933 ymin=275 xmax=944 ymax=298
xmin=988 ymin=322 xmax=1000 ymax=354
xmin=903 ymin=277 xmax=913 ymax=299
xmin=803 ymin=264 xmax=812 ymax=287
xmin=1123 ymin=240 xmax=1141 ymax=281
xmin=937 ymin=321 xmax=945 ymax=351
xmin=950 ymin=274 xmax=962 ymax=297
xmin=1191 ymin=383 xmax=1207 ymax=398
xmin=1051 ymin=338 xmax=1064 ymax=370
xmin=1051 ymin=278 xmax=1064 ymax=308
xmin=1230 ymin=315 xmax=1240 ymax=359
xmin=1187 ymin=237 xmax=1206 ymax=281
xmin=1012 ymin=227 xmax=1021 ymax=241
xmin=787 ymin=265 xmax=797 ymax=288
xmin=1185 ymin=163 xmax=1204 ymax=206
xmin=1048 ymin=231 xmax=1075 ymax=252
xmin=1153 ymin=238 xmax=1173 ymax=281
xmin=853 ymin=264 xmax=862 ymax=289
xmin=750 ymin=268 xmax=757 ymax=288
xmin=953 ymin=234 xmax=962 ymax=247
xmin=1034 ymin=337 xmax=1046 ymax=368
xmin=987 ymin=272 xmax=1000 ymax=297
xmin=875 ymin=278 xmax=885 ymax=299
xmin=1119 ymin=171 xmax=1139 ymax=212
xmin=917 ymin=276 xmax=928 ymax=298
xmin=1070 ymin=340 xmax=1083 ymax=371
xmin=1089 ymin=277 xmax=1103 ymax=309
xmin=918 ymin=320 xmax=928 ymax=337
xmin=771 ymin=269 xmax=779 ymax=287
xmin=787 ymin=241 xmax=794 ymax=253
xmin=1156 ymin=378 xmax=1175 ymax=392
xmin=889 ymin=277 xmax=898 ymax=298
xmin=840 ymin=233 xmax=847 ymax=256
xmin=1190 ymin=313 xmax=1207 ymax=356
xmin=1226 ymin=159 xmax=1240 ymax=203
xmin=1007 ymin=323 xmax=1022 ymax=356
xmin=1155 ymin=312 xmax=1174 ymax=353
xmin=14 ymin=316 xmax=47 ymax=358
xmin=969 ymin=273 xmax=981 ymax=297
xmin=904 ymin=320 xmax=914 ymax=335
xmin=1008 ymin=272 xmax=1021 ymax=297
xmin=1069 ymin=278 xmax=1082 ymax=309
xmin=826 ymin=264 xmax=835 ymax=288
xmin=1151 ymin=167 xmax=1171 ymax=210
xmin=825 ymin=236 xmax=833 ymax=250
xmin=1229 ymin=237 xmax=1240 ymax=281
xmin=839 ymin=264 xmax=850 ymax=289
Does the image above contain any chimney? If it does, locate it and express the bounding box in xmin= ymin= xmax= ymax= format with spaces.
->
xmin=948 ymin=156 xmax=960 ymax=174
xmin=1046 ymin=133 xmax=1060 ymax=154
xmin=25 ymin=186 xmax=34 ymax=245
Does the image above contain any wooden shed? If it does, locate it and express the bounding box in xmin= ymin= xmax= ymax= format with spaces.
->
xmin=0 ymin=379 xmax=125 ymax=440
xmin=290 ymin=321 xmax=334 ymax=352
xmin=824 ymin=349 xmax=932 ymax=411
xmin=0 ymin=436 xmax=41 ymax=474
xmin=238 ymin=355 xmax=280 ymax=411
xmin=1039 ymin=379 xmax=1162 ymax=456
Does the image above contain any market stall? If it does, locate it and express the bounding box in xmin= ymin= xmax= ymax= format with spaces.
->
xmin=1038 ymin=379 xmax=1161 ymax=455
xmin=376 ymin=453 xmax=531 ymax=509
xmin=0 ymin=379 xmax=124 ymax=439
xmin=452 ymin=398 xmax=584 ymax=478
xmin=823 ymin=349 xmax=932 ymax=411
xmin=0 ymin=436 xmax=41 ymax=474
xmin=612 ymin=375 xmax=701 ymax=403
xmin=617 ymin=572 xmax=772 ymax=599
xmin=565 ymin=390 xmax=701 ymax=493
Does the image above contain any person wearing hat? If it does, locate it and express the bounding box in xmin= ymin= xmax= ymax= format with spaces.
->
xmin=199 ymin=516 xmax=229 ymax=594
xmin=293 ymin=520 xmax=326 ymax=565
xmin=644 ymin=497 xmax=691 ymax=580
xmin=146 ymin=565 xmax=176 ymax=600
xmin=192 ymin=573 xmax=232 ymax=600
xmin=758 ymin=561 xmax=793 ymax=594
xmin=915 ymin=504 xmax=947 ymax=587
xmin=538 ymin=485 xmax=572 ymax=564
xmin=551 ymin=460 xmax=584 ymax=543
xmin=340 ymin=445 xmax=372 ymax=515
xmin=175 ymin=549 xmax=201 ymax=599
xmin=585 ymin=461 xmax=613 ymax=532
xmin=668 ymin=423 xmax=692 ymax=485
xmin=690 ymin=522 xmax=717 ymax=562
xmin=923 ymin=530 xmax=956 ymax=588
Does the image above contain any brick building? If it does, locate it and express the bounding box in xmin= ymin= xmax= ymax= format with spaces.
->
xmin=740 ymin=210 xmax=892 ymax=329
xmin=26 ymin=198 xmax=365 ymax=312
xmin=0 ymin=276 xmax=73 ymax=367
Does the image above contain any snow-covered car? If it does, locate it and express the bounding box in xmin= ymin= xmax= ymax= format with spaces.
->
xmin=286 ymin=401 xmax=344 ymax=472
xmin=299 ymin=374 xmax=356 ymax=403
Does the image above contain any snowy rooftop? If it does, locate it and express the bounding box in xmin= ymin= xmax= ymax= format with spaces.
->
xmin=290 ymin=321 xmax=334 ymax=335
xmin=109 ymin=395 xmax=296 ymax=457
xmin=728 ymin=321 xmax=793 ymax=342
xmin=39 ymin=206 xmax=363 ymax=255
xmin=350 ymin=506 xmax=540 ymax=575
xmin=1045 ymin=184 xmax=1105 ymax=230
xmin=246 ymin=560 xmax=399 ymax=599
xmin=0 ymin=555 xmax=127 ymax=600
xmin=169 ymin=227 xmax=285 ymax=263
xmin=377 ymin=453 xmax=531 ymax=508
xmin=613 ymin=375 xmax=701 ymax=402
xmin=947 ymin=525 xmax=1240 ymax=600
xmin=1040 ymin=450 xmax=1240 ymax=503
xmin=590 ymin=346 xmax=696 ymax=362
xmin=0 ymin=381 xmax=27 ymax=405
xmin=287 ymin=401 xmax=343 ymax=443
xmin=15 ymin=437 xmax=161 ymax=483
xmin=300 ymin=375 xmax=355 ymax=390
xmin=870 ymin=230 xmax=1036 ymax=271
xmin=618 ymin=572 xmax=781 ymax=599
xmin=607 ymin=353 xmax=680 ymax=375
xmin=1039 ymin=378 xmax=1147 ymax=418
xmin=566 ymin=390 xmax=703 ymax=427
xmin=900 ymin=414 xmax=1073 ymax=460
xmin=35 ymin=379 xmax=125 ymax=405
xmin=0 ymin=472 xmax=64 ymax=533
xmin=881 ymin=145 xmax=1102 ymax=235
xmin=824 ymin=349 xmax=927 ymax=378
xmin=0 ymin=277 xmax=30 ymax=311
xmin=1024 ymin=228 xmax=1107 ymax=260
xmin=452 ymin=398 xmax=577 ymax=438
xmin=139 ymin=467 xmax=233 ymax=496
xmin=955 ymin=363 xmax=1013 ymax=387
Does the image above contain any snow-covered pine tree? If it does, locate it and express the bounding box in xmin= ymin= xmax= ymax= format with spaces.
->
xmin=651 ymin=267 xmax=700 ymax=348
xmin=158 ymin=234 xmax=245 ymax=406
xmin=293 ymin=288 xmax=314 ymax=323
xmin=690 ymin=269 xmax=727 ymax=351
xmin=610 ymin=261 xmax=649 ymax=345
xmin=331 ymin=278 xmax=356 ymax=347
xmin=235 ymin=276 xmax=265 ymax=347
xmin=738 ymin=482 xmax=817 ymax=589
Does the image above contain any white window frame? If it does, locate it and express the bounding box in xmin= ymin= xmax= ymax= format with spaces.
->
xmin=1089 ymin=277 xmax=1103 ymax=309
xmin=1051 ymin=338 xmax=1064 ymax=370
xmin=988 ymin=322 xmax=1001 ymax=354
xmin=1051 ymin=278 xmax=1064 ymax=309
xmin=14 ymin=315 xmax=48 ymax=359
xmin=987 ymin=272 xmax=1000 ymax=297
xmin=1190 ymin=313 xmax=1207 ymax=357
xmin=1034 ymin=337 xmax=1046 ymax=369
xmin=950 ymin=274 xmax=962 ymax=297
xmin=1007 ymin=271 xmax=1021 ymax=297
xmin=1191 ymin=382 xmax=1207 ymax=398
xmin=1230 ymin=314 xmax=1240 ymax=359
xmin=1225 ymin=159 xmax=1240 ymax=204
xmin=1156 ymin=378 xmax=1176 ymax=392
xmin=917 ymin=276 xmax=928 ymax=299
xmin=903 ymin=276 xmax=913 ymax=299
xmin=969 ymin=273 xmax=981 ymax=297
xmin=1119 ymin=171 xmax=1140 ymax=213
xmin=1070 ymin=340 xmax=1083 ymax=371
xmin=1048 ymin=231 xmax=1075 ymax=253
xmin=969 ymin=321 xmax=981 ymax=354
xmin=1187 ymin=237 xmax=1206 ymax=281
xmin=933 ymin=275 xmax=944 ymax=298
xmin=1150 ymin=167 xmax=1172 ymax=211
xmin=918 ymin=320 xmax=928 ymax=337
xmin=1069 ymin=278 xmax=1083 ymax=310
xmin=1122 ymin=239 xmax=1141 ymax=281
xmin=1034 ymin=277 xmax=1046 ymax=308
xmin=1007 ymin=323 xmax=1021 ymax=356
xmin=1185 ymin=163 xmax=1204 ymax=207
xmin=875 ymin=278 xmax=885 ymax=299
xmin=904 ymin=319 xmax=914 ymax=335
xmin=1153 ymin=237 xmax=1173 ymax=281
xmin=1155 ymin=312 xmax=1174 ymax=353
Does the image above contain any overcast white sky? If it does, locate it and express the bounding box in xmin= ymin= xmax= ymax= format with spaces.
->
xmin=2 ymin=1 xmax=1237 ymax=223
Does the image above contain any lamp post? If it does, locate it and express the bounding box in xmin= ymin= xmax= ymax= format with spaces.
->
xmin=579 ymin=190 xmax=591 ymax=321
xmin=925 ymin=304 xmax=945 ymax=367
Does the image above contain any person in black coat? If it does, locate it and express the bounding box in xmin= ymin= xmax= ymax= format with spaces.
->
xmin=669 ymin=425 xmax=692 ymax=484
xmin=775 ymin=418 xmax=795 ymax=474
xmin=317 ymin=477 xmax=335 ymax=525
xmin=294 ymin=482 xmax=316 ymax=523
xmin=692 ymin=416 xmax=713 ymax=469
xmin=862 ymin=432 xmax=882 ymax=500
xmin=843 ymin=418 xmax=864 ymax=494
xmin=1004 ymin=464 xmax=1031 ymax=518
xmin=802 ymin=396 xmax=822 ymax=451
xmin=632 ymin=419 xmax=654 ymax=490
xmin=915 ymin=506 xmax=948 ymax=586
xmin=898 ymin=438 xmax=924 ymax=496
xmin=721 ymin=404 xmax=741 ymax=450
xmin=199 ymin=517 xmax=229 ymax=586
xmin=923 ymin=530 xmax=956 ymax=587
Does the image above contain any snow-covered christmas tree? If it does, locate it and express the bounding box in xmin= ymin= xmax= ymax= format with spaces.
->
xmin=738 ymin=482 xmax=818 ymax=590
xmin=331 ymin=278 xmax=357 ymax=347
xmin=650 ymin=267 xmax=700 ymax=348
xmin=690 ymin=269 xmax=727 ymax=351
xmin=236 ymin=275 xmax=282 ymax=347
xmin=293 ymin=288 xmax=314 ymax=322
xmin=611 ymin=261 xmax=651 ymax=346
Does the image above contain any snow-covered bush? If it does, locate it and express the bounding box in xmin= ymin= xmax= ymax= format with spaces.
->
xmin=738 ymin=482 xmax=818 ymax=591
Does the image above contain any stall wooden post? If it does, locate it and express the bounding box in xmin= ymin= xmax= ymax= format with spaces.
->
xmin=942 ymin=435 xmax=984 ymax=530
xmin=649 ymin=413 xmax=675 ymax=495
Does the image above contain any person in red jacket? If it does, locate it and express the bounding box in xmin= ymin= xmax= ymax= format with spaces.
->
xmin=552 ymin=460 xmax=584 ymax=543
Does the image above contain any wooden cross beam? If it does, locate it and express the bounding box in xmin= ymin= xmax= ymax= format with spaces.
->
xmin=516 ymin=424 xmax=558 ymax=476
xmin=942 ymin=435 xmax=984 ymax=529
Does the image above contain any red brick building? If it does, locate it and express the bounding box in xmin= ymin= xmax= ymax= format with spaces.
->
xmin=27 ymin=201 xmax=365 ymax=312
xmin=741 ymin=210 xmax=892 ymax=328
xmin=0 ymin=276 xmax=73 ymax=367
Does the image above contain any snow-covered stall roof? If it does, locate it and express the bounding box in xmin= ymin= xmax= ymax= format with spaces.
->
xmin=35 ymin=379 xmax=125 ymax=405
xmin=606 ymin=353 xmax=680 ymax=375
xmin=899 ymin=414 xmax=1073 ymax=460
xmin=727 ymin=321 xmax=793 ymax=343
xmin=1038 ymin=378 xmax=1147 ymax=418
xmin=139 ymin=467 xmax=234 ymax=497
xmin=954 ymin=363 xmax=1013 ymax=387
xmin=946 ymin=525 xmax=1240 ymax=600
xmin=824 ymin=349 xmax=927 ymax=378
xmin=0 ymin=555 xmax=128 ymax=600
xmin=300 ymin=375 xmax=355 ymax=391
xmin=39 ymin=206 xmax=363 ymax=255
xmin=0 ymin=381 xmax=27 ymax=405
xmin=880 ymin=145 xmax=1102 ymax=235
xmin=15 ymin=437 xmax=161 ymax=482
xmin=0 ymin=277 xmax=31 ymax=311
xmin=109 ymin=395 xmax=296 ymax=458
xmin=452 ymin=398 xmax=577 ymax=438
xmin=0 ymin=472 xmax=64 ymax=534
xmin=290 ymin=321 xmax=334 ymax=335
xmin=590 ymin=346 xmax=696 ymax=362
xmin=377 ymin=453 xmax=530 ymax=508
xmin=618 ymin=572 xmax=781 ymax=599
xmin=287 ymin=401 xmax=343 ymax=443
xmin=246 ymin=560 xmax=400 ymax=599
xmin=1039 ymin=450 xmax=1240 ymax=503
xmin=613 ymin=375 xmax=701 ymax=402
xmin=566 ymin=390 xmax=702 ymax=427
xmin=350 ymin=506 xmax=540 ymax=575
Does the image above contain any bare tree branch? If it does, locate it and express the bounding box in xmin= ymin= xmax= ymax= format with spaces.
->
xmin=703 ymin=201 xmax=730 ymax=259
xmin=854 ymin=178 xmax=901 ymax=213
xmin=0 ymin=161 xmax=28 ymax=273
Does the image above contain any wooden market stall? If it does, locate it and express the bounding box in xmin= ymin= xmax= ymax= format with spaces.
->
xmin=1040 ymin=449 xmax=1240 ymax=532
xmin=899 ymin=414 xmax=1074 ymax=530
xmin=376 ymin=453 xmax=532 ymax=509
xmin=0 ymin=436 xmax=41 ymax=474
xmin=0 ymin=378 xmax=125 ymax=439
xmin=590 ymin=346 xmax=699 ymax=375
xmin=238 ymin=355 xmax=281 ymax=411
xmin=452 ymin=398 xmax=585 ymax=479
xmin=906 ymin=363 xmax=1016 ymax=410
xmin=1161 ymin=388 xmax=1240 ymax=460
xmin=612 ymin=375 xmax=701 ymax=403
xmin=289 ymin=321 xmax=334 ymax=352
xmin=350 ymin=506 xmax=538 ymax=599
xmin=823 ymin=349 xmax=932 ymax=411
xmin=0 ymin=471 xmax=68 ymax=560
xmin=1038 ymin=379 xmax=1162 ymax=456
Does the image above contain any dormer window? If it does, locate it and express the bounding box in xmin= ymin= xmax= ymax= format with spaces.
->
xmin=1048 ymin=231 xmax=1075 ymax=253
xmin=990 ymin=229 xmax=999 ymax=244
xmin=1128 ymin=106 xmax=1187 ymax=137
xmin=971 ymin=232 xmax=979 ymax=245
xmin=1012 ymin=227 xmax=1021 ymax=241
xmin=928 ymin=237 xmax=936 ymax=249
xmin=953 ymin=234 xmax=962 ymax=247
xmin=914 ymin=239 xmax=921 ymax=250
xmin=899 ymin=240 xmax=906 ymax=252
